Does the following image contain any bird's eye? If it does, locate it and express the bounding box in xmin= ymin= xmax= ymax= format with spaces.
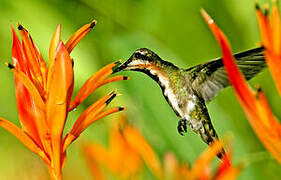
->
xmin=134 ymin=52 xmax=143 ymax=59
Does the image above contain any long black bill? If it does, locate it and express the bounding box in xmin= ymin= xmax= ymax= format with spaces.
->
xmin=113 ymin=59 xmax=131 ymax=73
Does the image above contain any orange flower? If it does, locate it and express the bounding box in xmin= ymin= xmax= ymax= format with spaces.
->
xmin=0 ymin=21 xmax=128 ymax=180
xmin=82 ymin=116 xmax=241 ymax=180
xmin=82 ymin=116 xmax=163 ymax=179
xmin=256 ymin=2 xmax=281 ymax=96
xmin=201 ymin=7 xmax=281 ymax=164
xmin=184 ymin=138 xmax=241 ymax=180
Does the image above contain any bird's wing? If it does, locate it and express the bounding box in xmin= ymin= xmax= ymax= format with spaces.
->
xmin=188 ymin=47 xmax=265 ymax=102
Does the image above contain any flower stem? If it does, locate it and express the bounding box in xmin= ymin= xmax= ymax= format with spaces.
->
xmin=48 ymin=165 xmax=62 ymax=180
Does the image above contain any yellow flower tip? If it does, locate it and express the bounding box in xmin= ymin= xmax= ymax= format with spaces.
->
xmin=200 ymin=9 xmax=214 ymax=25
xmin=109 ymin=89 xmax=118 ymax=95
xmin=57 ymin=24 xmax=62 ymax=30
xmin=5 ymin=62 xmax=15 ymax=69
xmin=264 ymin=4 xmax=269 ymax=15
xmin=90 ymin=20 xmax=97 ymax=28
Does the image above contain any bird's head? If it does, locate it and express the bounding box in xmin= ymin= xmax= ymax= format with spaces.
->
xmin=114 ymin=48 xmax=161 ymax=72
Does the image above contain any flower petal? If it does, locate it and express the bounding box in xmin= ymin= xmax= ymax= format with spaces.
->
xmin=256 ymin=5 xmax=281 ymax=96
xmin=29 ymin=33 xmax=48 ymax=91
xmin=91 ymin=107 xmax=126 ymax=125
xmin=46 ymin=41 xmax=74 ymax=175
xmin=7 ymin=63 xmax=48 ymax=140
xmin=255 ymin=4 xmax=271 ymax=48
xmin=201 ymin=9 xmax=255 ymax=113
xmin=215 ymin=166 xmax=241 ymax=180
xmin=11 ymin=27 xmax=44 ymax=146
xmin=215 ymin=151 xmax=241 ymax=180
xmin=47 ymin=24 xmax=61 ymax=92
xmin=191 ymin=139 xmax=224 ymax=178
xmin=82 ymin=120 xmax=143 ymax=179
xmin=202 ymin=9 xmax=281 ymax=164
xmin=123 ymin=126 xmax=163 ymax=179
xmin=49 ymin=25 xmax=61 ymax=70
xmin=63 ymin=106 xmax=125 ymax=152
xmin=95 ymin=76 xmax=130 ymax=89
xmin=214 ymin=151 xmax=233 ymax=179
xmin=69 ymin=61 xmax=121 ymax=111
xmin=18 ymin=24 xmax=44 ymax=90
xmin=7 ymin=63 xmax=45 ymax=108
xmin=272 ymin=2 xmax=281 ymax=54
xmin=63 ymin=92 xmax=121 ymax=151
xmin=71 ymin=91 xmax=116 ymax=135
xmin=12 ymin=29 xmax=53 ymax=155
xmin=0 ymin=117 xmax=50 ymax=164
xmin=163 ymin=153 xmax=179 ymax=179
xmin=73 ymin=106 xmax=126 ymax=145
xmin=109 ymin=125 xmax=142 ymax=177
xmin=65 ymin=20 xmax=97 ymax=53
xmin=12 ymin=26 xmax=32 ymax=78
xmin=82 ymin=143 xmax=108 ymax=179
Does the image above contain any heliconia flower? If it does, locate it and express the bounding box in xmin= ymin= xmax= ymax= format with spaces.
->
xmin=201 ymin=8 xmax=281 ymax=164
xmin=82 ymin=116 xmax=164 ymax=179
xmin=188 ymin=138 xmax=241 ymax=180
xmin=82 ymin=116 xmax=241 ymax=180
xmin=0 ymin=21 xmax=128 ymax=180
xmin=256 ymin=1 xmax=281 ymax=96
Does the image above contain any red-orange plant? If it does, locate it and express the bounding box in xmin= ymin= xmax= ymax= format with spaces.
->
xmin=82 ymin=116 xmax=241 ymax=180
xmin=201 ymin=2 xmax=281 ymax=164
xmin=0 ymin=21 xmax=128 ymax=180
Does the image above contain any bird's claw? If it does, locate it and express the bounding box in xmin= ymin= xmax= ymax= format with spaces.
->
xmin=177 ymin=119 xmax=187 ymax=136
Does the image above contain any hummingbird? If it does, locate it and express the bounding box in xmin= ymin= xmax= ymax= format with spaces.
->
xmin=114 ymin=47 xmax=265 ymax=157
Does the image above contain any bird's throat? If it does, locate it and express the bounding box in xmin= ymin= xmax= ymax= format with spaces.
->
xmin=134 ymin=65 xmax=171 ymax=90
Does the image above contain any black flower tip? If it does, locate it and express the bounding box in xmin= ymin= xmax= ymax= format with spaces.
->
xmin=264 ymin=5 xmax=269 ymax=16
xmin=6 ymin=62 xmax=15 ymax=69
xmin=17 ymin=24 xmax=24 ymax=30
xmin=255 ymin=3 xmax=260 ymax=10
xmin=123 ymin=76 xmax=129 ymax=80
xmin=90 ymin=20 xmax=97 ymax=28
xmin=254 ymin=85 xmax=263 ymax=98
xmin=106 ymin=93 xmax=117 ymax=105
xmin=118 ymin=106 xmax=125 ymax=111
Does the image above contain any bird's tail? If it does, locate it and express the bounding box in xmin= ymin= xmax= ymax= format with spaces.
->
xmin=200 ymin=120 xmax=226 ymax=159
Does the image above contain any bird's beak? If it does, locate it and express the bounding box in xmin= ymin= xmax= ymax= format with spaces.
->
xmin=113 ymin=58 xmax=132 ymax=72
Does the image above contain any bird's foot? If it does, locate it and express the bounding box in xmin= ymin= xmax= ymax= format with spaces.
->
xmin=177 ymin=119 xmax=187 ymax=136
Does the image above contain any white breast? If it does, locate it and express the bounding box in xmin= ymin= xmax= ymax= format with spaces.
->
xmin=150 ymin=69 xmax=183 ymax=117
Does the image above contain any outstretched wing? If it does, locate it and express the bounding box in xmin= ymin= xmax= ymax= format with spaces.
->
xmin=188 ymin=47 xmax=265 ymax=102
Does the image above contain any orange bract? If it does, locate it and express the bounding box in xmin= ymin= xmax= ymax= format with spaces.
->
xmin=256 ymin=3 xmax=281 ymax=96
xmin=201 ymin=7 xmax=281 ymax=164
xmin=0 ymin=21 xmax=128 ymax=180
xmin=82 ymin=116 xmax=162 ymax=179
xmin=82 ymin=116 xmax=241 ymax=180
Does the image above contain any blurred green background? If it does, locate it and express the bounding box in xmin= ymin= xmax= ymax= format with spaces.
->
xmin=0 ymin=0 xmax=280 ymax=179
